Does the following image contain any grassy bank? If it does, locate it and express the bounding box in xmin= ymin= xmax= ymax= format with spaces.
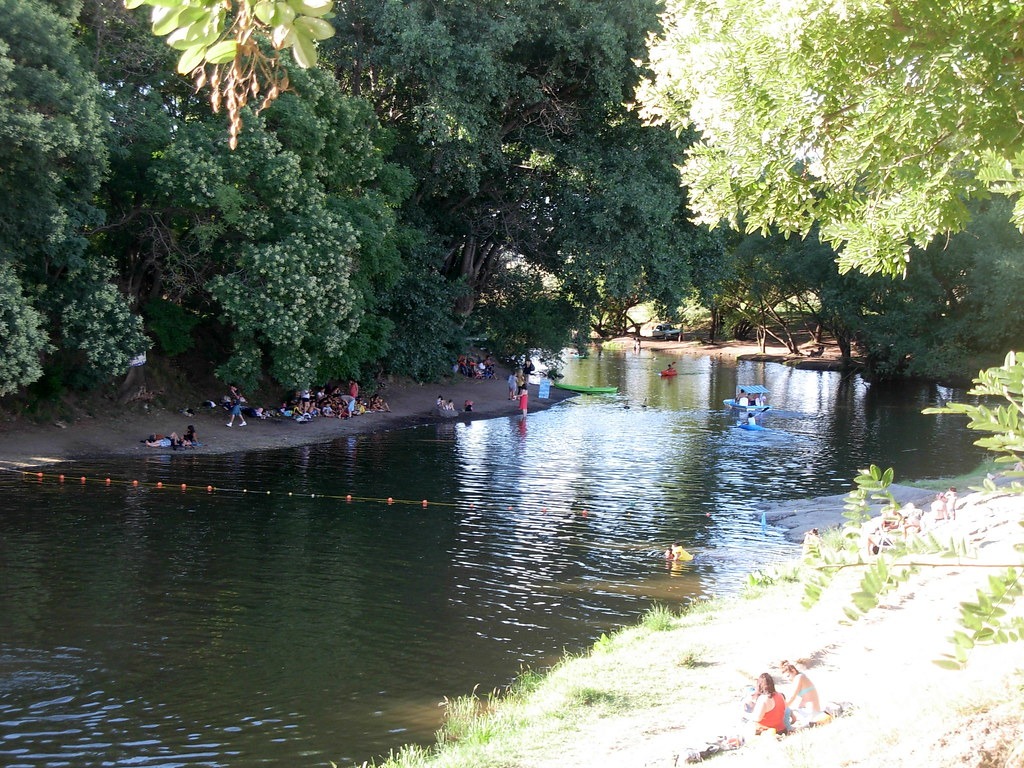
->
xmin=355 ymin=492 xmax=1024 ymax=768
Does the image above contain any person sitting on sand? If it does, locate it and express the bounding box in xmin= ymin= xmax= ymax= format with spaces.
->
xmin=745 ymin=672 xmax=790 ymax=735
xmin=802 ymin=528 xmax=820 ymax=557
xmin=901 ymin=502 xmax=923 ymax=535
xmin=779 ymin=660 xmax=820 ymax=720
xmin=863 ymin=505 xmax=906 ymax=555
xmin=181 ymin=425 xmax=198 ymax=448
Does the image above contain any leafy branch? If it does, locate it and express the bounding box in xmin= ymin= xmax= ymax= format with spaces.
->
xmin=124 ymin=0 xmax=335 ymax=148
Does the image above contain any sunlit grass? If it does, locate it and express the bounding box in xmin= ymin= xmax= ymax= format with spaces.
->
xmin=741 ymin=562 xmax=801 ymax=598
xmin=357 ymin=597 xmax=729 ymax=768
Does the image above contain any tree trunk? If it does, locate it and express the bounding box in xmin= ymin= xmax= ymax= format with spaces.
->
xmin=116 ymin=364 xmax=146 ymax=406
xmin=444 ymin=237 xmax=505 ymax=316
xmin=708 ymin=305 xmax=721 ymax=342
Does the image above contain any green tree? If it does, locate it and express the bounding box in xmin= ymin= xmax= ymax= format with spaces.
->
xmin=0 ymin=0 xmax=148 ymax=393
xmin=327 ymin=0 xmax=700 ymax=337
xmin=87 ymin=0 xmax=461 ymax=391
xmin=0 ymin=264 xmax=48 ymax=397
xmin=547 ymin=119 xmax=705 ymax=338
xmin=641 ymin=0 xmax=1024 ymax=277
xmin=855 ymin=199 xmax=1024 ymax=380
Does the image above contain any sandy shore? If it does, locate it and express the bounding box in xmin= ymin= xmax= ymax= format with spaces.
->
xmin=0 ymin=369 xmax=576 ymax=469
xmin=0 ymin=337 xmax=813 ymax=470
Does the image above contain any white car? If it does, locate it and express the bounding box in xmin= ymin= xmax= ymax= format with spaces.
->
xmin=651 ymin=323 xmax=682 ymax=340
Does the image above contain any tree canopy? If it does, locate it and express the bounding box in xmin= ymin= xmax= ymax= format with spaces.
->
xmin=641 ymin=0 xmax=1024 ymax=277
xmin=7 ymin=0 xmax=1024 ymax=406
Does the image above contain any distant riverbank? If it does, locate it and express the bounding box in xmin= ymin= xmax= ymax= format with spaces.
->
xmin=0 ymin=337 xmax=799 ymax=468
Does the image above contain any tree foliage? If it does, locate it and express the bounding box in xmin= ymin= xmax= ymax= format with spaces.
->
xmin=123 ymin=0 xmax=336 ymax=147
xmin=327 ymin=0 xmax=705 ymax=335
xmin=0 ymin=0 xmax=148 ymax=394
xmin=641 ymin=0 xmax=1024 ymax=277
xmin=0 ymin=263 xmax=48 ymax=397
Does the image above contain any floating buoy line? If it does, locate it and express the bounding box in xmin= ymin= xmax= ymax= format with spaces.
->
xmin=0 ymin=465 xmax=604 ymax=516
xmin=0 ymin=466 xmax=793 ymax=530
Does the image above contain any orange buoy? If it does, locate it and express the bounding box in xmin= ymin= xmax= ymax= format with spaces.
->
xmin=387 ymin=497 xmax=394 ymax=505
xmin=105 ymin=478 xmax=111 ymax=485
xmin=180 ymin=484 xmax=187 ymax=491
xmin=80 ymin=476 xmax=86 ymax=483
xmin=156 ymin=481 xmax=163 ymax=489
xmin=59 ymin=475 xmax=65 ymax=483
xmin=421 ymin=499 xmax=428 ymax=507
xmin=346 ymin=494 xmax=352 ymax=502
xmin=36 ymin=472 xmax=43 ymax=479
xmin=206 ymin=485 xmax=213 ymax=492
xmin=132 ymin=479 xmax=139 ymax=487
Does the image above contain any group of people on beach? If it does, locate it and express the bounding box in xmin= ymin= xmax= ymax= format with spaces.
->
xmin=435 ymin=395 xmax=473 ymax=414
xmin=863 ymin=486 xmax=959 ymax=555
xmin=223 ymin=381 xmax=390 ymax=426
xmin=686 ymin=659 xmax=828 ymax=759
xmin=506 ymin=359 xmax=535 ymax=417
xmin=144 ymin=425 xmax=198 ymax=449
xmin=453 ymin=354 xmax=496 ymax=379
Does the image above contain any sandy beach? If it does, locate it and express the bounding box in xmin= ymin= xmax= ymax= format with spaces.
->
xmin=0 ymin=336 xmax=834 ymax=470
xmin=0 ymin=366 xmax=576 ymax=469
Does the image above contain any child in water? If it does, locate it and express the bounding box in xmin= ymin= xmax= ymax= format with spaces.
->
xmin=665 ymin=542 xmax=693 ymax=561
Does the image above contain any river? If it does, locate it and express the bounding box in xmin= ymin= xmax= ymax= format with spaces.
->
xmin=0 ymin=351 xmax=985 ymax=766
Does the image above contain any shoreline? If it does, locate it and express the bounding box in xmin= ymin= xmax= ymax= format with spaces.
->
xmin=0 ymin=337 xmax=806 ymax=470
xmin=0 ymin=370 xmax=577 ymax=469
xmin=0 ymin=338 xmax=920 ymax=541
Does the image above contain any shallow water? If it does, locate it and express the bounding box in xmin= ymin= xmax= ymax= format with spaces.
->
xmin=0 ymin=352 xmax=985 ymax=766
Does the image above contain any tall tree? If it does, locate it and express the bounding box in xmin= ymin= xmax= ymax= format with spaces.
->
xmin=327 ymin=0 xmax=691 ymax=323
xmin=641 ymin=0 xmax=1024 ymax=277
xmin=547 ymin=118 xmax=708 ymax=337
xmin=0 ymin=0 xmax=147 ymax=393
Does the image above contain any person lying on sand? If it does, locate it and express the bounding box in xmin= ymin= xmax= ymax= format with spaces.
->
xmin=144 ymin=432 xmax=179 ymax=448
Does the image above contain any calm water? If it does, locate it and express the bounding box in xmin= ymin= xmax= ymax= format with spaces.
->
xmin=0 ymin=352 xmax=985 ymax=766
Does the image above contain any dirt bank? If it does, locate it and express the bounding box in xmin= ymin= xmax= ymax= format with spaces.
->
xmin=0 ymin=371 xmax=575 ymax=469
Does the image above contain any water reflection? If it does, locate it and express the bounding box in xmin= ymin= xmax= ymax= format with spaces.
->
xmin=0 ymin=352 xmax=987 ymax=766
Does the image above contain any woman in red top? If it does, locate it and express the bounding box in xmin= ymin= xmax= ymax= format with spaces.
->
xmin=749 ymin=673 xmax=788 ymax=734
